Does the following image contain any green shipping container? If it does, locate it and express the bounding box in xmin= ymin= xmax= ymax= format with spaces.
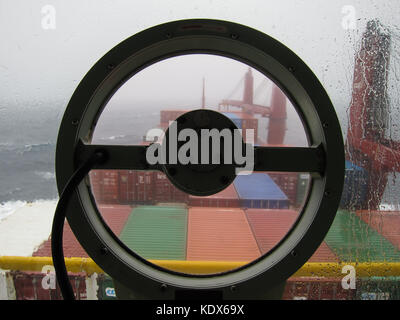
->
xmin=325 ymin=210 xmax=400 ymax=262
xmin=356 ymin=277 xmax=400 ymax=300
xmin=97 ymin=274 xmax=117 ymax=300
xmin=120 ymin=205 xmax=188 ymax=260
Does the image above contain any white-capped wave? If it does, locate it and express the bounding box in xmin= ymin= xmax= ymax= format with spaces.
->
xmin=108 ymin=134 xmax=126 ymax=140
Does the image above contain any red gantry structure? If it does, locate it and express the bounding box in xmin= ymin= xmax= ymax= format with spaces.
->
xmin=218 ymin=68 xmax=287 ymax=145
xmin=346 ymin=20 xmax=400 ymax=210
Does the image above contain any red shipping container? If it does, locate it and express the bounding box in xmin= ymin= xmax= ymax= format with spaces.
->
xmin=245 ymin=209 xmax=339 ymax=262
xmin=153 ymin=171 xmax=189 ymax=203
xmin=12 ymin=271 xmax=87 ymax=300
xmin=118 ymin=171 xmax=136 ymax=203
xmin=226 ymin=112 xmax=258 ymax=144
xmin=153 ymin=171 xmax=172 ymax=202
xmin=187 ymin=207 xmax=261 ymax=262
xmin=89 ymin=170 xmax=120 ymax=204
xmin=89 ymin=170 xmax=104 ymax=203
xmin=356 ymin=210 xmax=400 ymax=250
xmin=188 ymin=184 xmax=240 ymax=207
xmin=135 ymin=171 xmax=154 ymax=202
xmin=283 ymin=278 xmax=355 ymax=300
xmin=268 ymin=172 xmax=298 ymax=205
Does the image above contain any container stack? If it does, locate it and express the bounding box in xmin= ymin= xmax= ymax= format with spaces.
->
xmin=324 ymin=210 xmax=400 ymax=262
xmin=340 ymin=160 xmax=369 ymax=209
xmin=245 ymin=208 xmax=339 ymax=262
xmin=186 ymin=207 xmax=261 ymax=262
xmin=153 ymin=171 xmax=189 ymax=203
xmin=234 ymin=173 xmax=290 ymax=209
xmin=90 ymin=170 xmax=295 ymax=211
xmin=119 ymin=205 xmax=188 ymax=261
xmin=356 ymin=210 xmax=400 ymax=251
xmin=188 ymin=184 xmax=240 ymax=208
xmin=89 ymin=170 xmax=119 ymax=204
xmin=222 ymin=111 xmax=258 ymax=143
xmin=268 ymin=172 xmax=299 ymax=206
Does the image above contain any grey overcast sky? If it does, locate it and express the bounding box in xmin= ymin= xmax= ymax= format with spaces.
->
xmin=0 ymin=0 xmax=399 ymax=132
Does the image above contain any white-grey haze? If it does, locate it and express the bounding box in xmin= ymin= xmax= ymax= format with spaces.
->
xmin=0 ymin=0 xmax=399 ymax=124
xmin=0 ymin=0 xmax=399 ymax=205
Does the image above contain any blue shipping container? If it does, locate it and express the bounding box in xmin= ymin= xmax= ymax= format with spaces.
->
xmin=340 ymin=160 xmax=368 ymax=209
xmin=234 ymin=173 xmax=289 ymax=209
xmin=222 ymin=112 xmax=242 ymax=129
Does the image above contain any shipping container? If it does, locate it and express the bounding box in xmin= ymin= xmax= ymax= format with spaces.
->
xmin=356 ymin=210 xmax=400 ymax=250
xmin=221 ymin=112 xmax=258 ymax=144
xmin=186 ymin=207 xmax=260 ymax=263
xmin=324 ymin=210 xmax=400 ymax=262
xmin=356 ymin=277 xmax=400 ymax=300
xmin=245 ymin=209 xmax=339 ymax=262
xmin=232 ymin=112 xmax=258 ymax=143
xmin=267 ymin=172 xmax=299 ymax=205
xmin=283 ymin=278 xmax=356 ymax=300
xmin=133 ymin=171 xmax=154 ymax=204
xmin=119 ymin=205 xmax=188 ymax=260
xmin=234 ymin=173 xmax=289 ymax=209
xmin=101 ymin=170 xmax=119 ymax=203
xmin=118 ymin=171 xmax=136 ymax=203
xmin=340 ymin=161 xmax=369 ymax=209
xmin=12 ymin=271 xmax=86 ymax=300
xmin=89 ymin=170 xmax=104 ymax=203
xmin=222 ymin=112 xmax=242 ymax=129
xmin=96 ymin=274 xmax=117 ymax=300
xmin=34 ymin=204 xmax=132 ymax=258
xmin=153 ymin=171 xmax=189 ymax=203
xmin=89 ymin=170 xmax=120 ymax=204
xmin=90 ymin=169 xmax=155 ymax=205
xmin=188 ymin=184 xmax=240 ymax=208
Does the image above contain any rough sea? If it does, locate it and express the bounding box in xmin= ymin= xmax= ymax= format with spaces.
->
xmin=0 ymin=99 xmax=398 ymax=221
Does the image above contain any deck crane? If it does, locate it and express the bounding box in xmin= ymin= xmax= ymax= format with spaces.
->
xmin=346 ymin=20 xmax=400 ymax=210
xmin=218 ymin=68 xmax=287 ymax=145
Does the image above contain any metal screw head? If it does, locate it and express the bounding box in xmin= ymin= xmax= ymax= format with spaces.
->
xmin=160 ymin=283 xmax=168 ymax=291
xmin=324 ymin=191 xmax=331 ymax=198
xmin=71 ymin=119 xmax=79 ymax=126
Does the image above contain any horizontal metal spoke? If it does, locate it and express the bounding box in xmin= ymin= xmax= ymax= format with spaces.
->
xmin=75 ymin=140 xmax=161 ymax=171
xmin=76 ymin=140 xmax=325 ymax=174
xmin=253 ymin=144 xmax=325 ymax=173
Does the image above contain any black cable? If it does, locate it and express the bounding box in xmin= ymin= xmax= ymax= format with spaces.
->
xmin=52 ymin=150 xmax=106 ymax=300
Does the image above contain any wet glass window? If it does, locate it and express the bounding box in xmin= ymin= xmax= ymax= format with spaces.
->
xmin=0 ymin=1 xmax=399 ymax=300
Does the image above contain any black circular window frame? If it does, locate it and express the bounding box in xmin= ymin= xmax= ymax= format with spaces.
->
xmin=56 ymin=19 xmax=344 ymax=299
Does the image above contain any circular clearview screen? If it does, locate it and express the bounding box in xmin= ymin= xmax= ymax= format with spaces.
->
xmin=89 ymin=54 xmax=311 ymax=275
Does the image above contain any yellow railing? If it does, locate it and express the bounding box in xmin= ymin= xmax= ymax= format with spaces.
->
xmin=1 ymin=256 xmax=400 ymax=277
